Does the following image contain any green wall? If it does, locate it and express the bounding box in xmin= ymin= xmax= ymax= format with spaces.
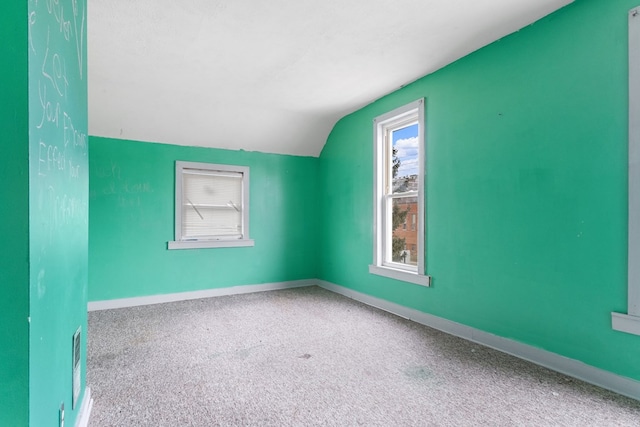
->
xmin=89 ymin=137 xmax=319 ymax=301
xmin=86 ymin=0 xmax=638 ymax=393
xmin=27 ymin=0 xmax=89 ymax=426
xmin=0 ymin=1 xmax=88 ymax=425
xmin=0 ymin=2 xmax=30 ymax=425
xmin=319 ymin=0 xmax=640 ymax=381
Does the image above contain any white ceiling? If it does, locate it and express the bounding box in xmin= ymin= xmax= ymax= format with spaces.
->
xmin=88 ymin=0 xmax=572 ymax=157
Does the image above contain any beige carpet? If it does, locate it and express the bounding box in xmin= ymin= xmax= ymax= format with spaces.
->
xmin=87 ymin=286 xmax=640 ymax=426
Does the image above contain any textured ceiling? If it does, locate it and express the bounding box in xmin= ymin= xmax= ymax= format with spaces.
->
xmin=88 ymin=0 xmax=573 ymax=157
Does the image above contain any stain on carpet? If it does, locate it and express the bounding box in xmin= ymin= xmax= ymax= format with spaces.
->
xmin=404 ymin=366 xmax=433 ymax=380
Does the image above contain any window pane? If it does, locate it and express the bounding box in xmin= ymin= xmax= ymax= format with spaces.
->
xmin=182 ymin=171 xmax=243 ymax=239
xmin=183 ymin=172 xmax=242 ymax=206
xmin=388 ymin=122 xmax=419 ymax=266
xmin=183 ymin=207 xmax=242 ymax=238
xmin=391 ymin=123 xmax=419 ymax=194
xmin=390 ymin=196 xmax=418 ymax=266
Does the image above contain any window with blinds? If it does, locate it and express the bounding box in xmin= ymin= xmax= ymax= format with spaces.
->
xmin=168 ymin=161 xmax=254 ymax=249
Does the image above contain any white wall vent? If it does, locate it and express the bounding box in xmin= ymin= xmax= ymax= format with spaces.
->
xmin=72 ymin=327 xmax=81 ymax=409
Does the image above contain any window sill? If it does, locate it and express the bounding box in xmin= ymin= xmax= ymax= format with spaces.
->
xmin=612 ymin=312 xmax=640 ymax=336
xmin=168 ymin=239 xmax=255 ymax=250
xmin=369 ymin=264 xmax=431 ymax=287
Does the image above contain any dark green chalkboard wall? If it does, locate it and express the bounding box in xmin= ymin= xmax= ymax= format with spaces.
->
xmin=27 ymin=0 xmax=89 ymax=426
xmin=89 ymin=137 xmax=319 ymax=301
xmin=0 ymin=3 xmax=30 ymax=426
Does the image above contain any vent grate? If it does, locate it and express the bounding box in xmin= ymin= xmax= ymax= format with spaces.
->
xmin=72 ymin=327 xmax=81 ymax=409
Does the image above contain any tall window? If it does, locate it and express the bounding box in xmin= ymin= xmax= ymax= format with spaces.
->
xmin=168 ymin=161 xmax=254 ymax=249
xmin=369 ymin=99 xmax=430 ymax=287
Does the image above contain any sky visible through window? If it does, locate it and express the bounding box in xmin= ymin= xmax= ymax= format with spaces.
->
xmin=393 ymin=123 xmax=419 ymax=178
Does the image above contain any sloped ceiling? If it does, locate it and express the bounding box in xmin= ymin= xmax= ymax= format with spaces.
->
xmin=88 ymin=0 xmax=573 ymax=157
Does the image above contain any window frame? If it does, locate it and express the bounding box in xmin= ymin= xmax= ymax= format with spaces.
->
xmin=612 ymin=6 xmax=640 ymax=335
xmin=168 ymin=161 xmax=254 ymax=250
xmin=369 ymin=99 xmax=430 ymax=287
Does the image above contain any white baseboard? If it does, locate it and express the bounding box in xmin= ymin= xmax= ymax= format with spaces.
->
xmin=74 ymin=387 xmax=93 ymax=427
xmin=316 ymin=280 xmax=640 ymax=401
xmin=88 ymin=279 xmax=315 ymax=311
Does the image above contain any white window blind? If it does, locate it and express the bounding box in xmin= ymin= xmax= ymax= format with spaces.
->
xmin=169 ymin=161 xmax=254 ymax=250
xmin=182 ymin=171 xmax=243 ymax=239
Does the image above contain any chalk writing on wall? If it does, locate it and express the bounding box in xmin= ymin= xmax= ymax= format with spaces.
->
xmin=29 ymin=0 xmax=88 ymax=299
xmin=93 ymin=161 xmax=154 ymax=197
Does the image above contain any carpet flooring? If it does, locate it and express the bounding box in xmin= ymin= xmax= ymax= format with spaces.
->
xmin=87 ymin=286 xmax=640 ymax=426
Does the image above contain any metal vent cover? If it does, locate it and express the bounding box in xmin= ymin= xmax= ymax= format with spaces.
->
xmin=72 ymin=327 xmax=81 ymax=409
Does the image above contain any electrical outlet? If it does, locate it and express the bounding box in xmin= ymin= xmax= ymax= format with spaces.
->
xmin=59 ymin=402 xmax=64 ymax=427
